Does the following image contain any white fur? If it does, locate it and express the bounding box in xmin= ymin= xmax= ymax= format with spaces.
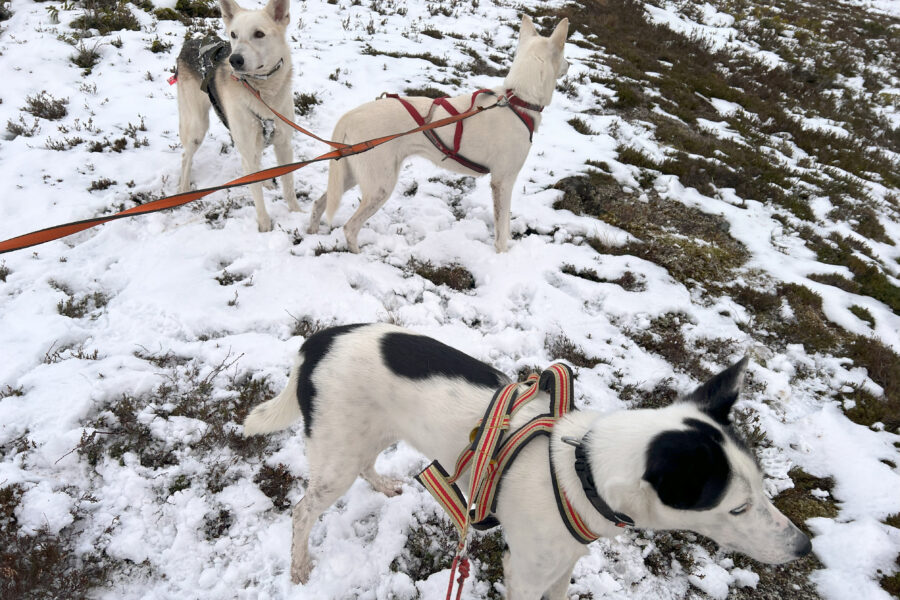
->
xmin=244 ymin=323 xmax=810 ymax=597
xmin=306 ymin=15 xmax=570 ymax=253
xmin=176 ymin=0 xmax=297 ymax=232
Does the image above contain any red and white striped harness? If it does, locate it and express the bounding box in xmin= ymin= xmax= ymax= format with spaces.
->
xmin=384 ymin=89 xmax=543 ymax=175
xmin=416 ymin=363 xmax=624 ymax=547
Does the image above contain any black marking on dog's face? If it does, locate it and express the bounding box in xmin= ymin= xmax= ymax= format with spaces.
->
xmin=643 ymin=418 xmax=731 ymax=510
xmin=683 ymin=356 xmax=749 ymax=425
xmin=380 ymin=332 xmax=508 ymax=389
xmin=297 ymin=324 xmax=366 ymax=437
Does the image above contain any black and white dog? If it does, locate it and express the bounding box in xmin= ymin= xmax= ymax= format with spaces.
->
xmin=243 ymin=323 xmax=811 ymax=596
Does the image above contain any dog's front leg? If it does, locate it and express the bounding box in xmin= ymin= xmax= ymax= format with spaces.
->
xmin=274 ymin=131 xmax=299 ymax=212
xmin=490 ymin=177 xmax=513 ymax=253
xmin=544 ymin=561 xmax=577 ymax=600
xmin=233 ymin=128 xmax=271 ymax=232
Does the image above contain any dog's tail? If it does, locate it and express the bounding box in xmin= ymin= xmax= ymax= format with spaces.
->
xmin=324 ymin=149 xmax=349 ymax=225
xmin=242 ymin=358 xmax=302 ymax=436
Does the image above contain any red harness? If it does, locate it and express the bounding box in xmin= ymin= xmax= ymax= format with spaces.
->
xmin=385 ymin=89 xmax=543 ymax=174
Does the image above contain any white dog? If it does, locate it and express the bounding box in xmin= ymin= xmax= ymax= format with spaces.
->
xmin=306 ymin=15 xmax=570 ymax=253
xmin=243 ymin=323 xmax=811 ymax=596
xmin=176 ymin=0 xmax=297 ymax=232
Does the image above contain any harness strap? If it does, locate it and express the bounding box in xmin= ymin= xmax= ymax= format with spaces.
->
xmin=416 ymin=365 xmax=607 ymax=546
xmin=198 ymin=39 xmax=232 ymax=129
xmin=236 ymin=78 xmax=351 ymax=150
xmin=570 ymin=436 xmax=635 ymax=528
xmin=385 ymin=93 xmax=491 ymax=174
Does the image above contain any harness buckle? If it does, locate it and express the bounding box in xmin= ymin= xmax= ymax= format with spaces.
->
xmin=561 ymin=436 xmax=582 ymax=448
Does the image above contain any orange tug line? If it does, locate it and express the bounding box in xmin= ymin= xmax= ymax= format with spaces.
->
xmin=0 ymin=103 xmax=493 ymax=255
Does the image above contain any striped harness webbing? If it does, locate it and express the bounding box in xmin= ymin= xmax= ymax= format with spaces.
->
xmin=384 ymin=89 xmax=543 ymax=175
xmin=415 ymin=363 xmax=602 ymax=547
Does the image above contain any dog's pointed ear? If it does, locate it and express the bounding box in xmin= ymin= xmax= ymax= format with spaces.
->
xmin=264 ymin=0 xmax=290 ymax=27
xmin=520 ymin=14 xmax=538 ymax=40
xmin=684 ymin=356 xmax=750 ymax=425
xmin=549 ymin=18 xmax=569 ymax=50
xmin=219 ymin=0 xmax=240 ymax=27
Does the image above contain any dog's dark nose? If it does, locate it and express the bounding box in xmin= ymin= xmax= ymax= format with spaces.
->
xmin=795 ymin=535 xmax=812 ymax=558
xmin=229 ymin=54 xmax=244 ymax=69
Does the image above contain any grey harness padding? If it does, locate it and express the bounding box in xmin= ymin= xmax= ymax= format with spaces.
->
xmin=176 ymin=35 xmax=276 ymax=145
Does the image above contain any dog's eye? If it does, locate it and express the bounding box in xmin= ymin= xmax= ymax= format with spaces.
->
xmin=729 ymin=503 xmax=750 ymax=516
xmin=254 ymin=30 xmax=265 ymax=38
xmin=230 ymin=31 xmax=236 ymax=39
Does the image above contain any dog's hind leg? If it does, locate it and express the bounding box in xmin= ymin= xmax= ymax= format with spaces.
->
xmin=342 ymin=168 xmax=398 ymax=253
xmin=307 ymin=192 xmax=328 ymax=234
xmin=291 ymin=436 xmax=387 ymax=583
xmin=291 ymin=465 xmax=359 ymax=584
xmin=361 ymin=461 xmax=403 ymax=497
xmin=308 ymin=156 xmax=354 ymax=234
xmin=176 ymin=74 xmax=211 ymax=194
xmin=490 ymin=177 xmax=513 ymax=253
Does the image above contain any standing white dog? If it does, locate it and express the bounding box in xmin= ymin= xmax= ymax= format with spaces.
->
xmin=176 ymin=0 xmax=298 ymax=232
xmin=243 ymin=324 xmax=812 ymax=596
xmin=306 ymin=16 xmax=570 ymax=253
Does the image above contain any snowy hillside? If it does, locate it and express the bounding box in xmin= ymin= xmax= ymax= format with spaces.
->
xmin=1 ymin=0 xmax=899 ymax=598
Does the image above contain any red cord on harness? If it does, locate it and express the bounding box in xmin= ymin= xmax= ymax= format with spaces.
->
xmin=445 ymin=555 xmax=471 ymax=600
xmin=455 ymin=557 xmax=470 ymax=600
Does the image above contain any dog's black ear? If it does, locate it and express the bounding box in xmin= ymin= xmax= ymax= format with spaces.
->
xmin=550 ymin=18 xmax=569 ymax=49
xmin=264 ymin=0 xmax=289 ymax=26
xmin=684 ymin=356 xmax=749 ymax=425
xmin=643 ymin=419 xmax=730 ymax=510
xmin=219 ymin=0 xmax=240 ymax=26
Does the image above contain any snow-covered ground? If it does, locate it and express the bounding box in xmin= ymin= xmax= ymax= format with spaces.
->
xmin=1 ymin=0 xmax=899 ymax=598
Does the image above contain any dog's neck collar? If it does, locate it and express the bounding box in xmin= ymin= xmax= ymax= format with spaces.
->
xmin=561 ymin=434 xmax=635 ymax=529
xmin=235 ymin=57 xmax=285 ymax=81
xmin=504 ymin=89 xmax=544 ymax=113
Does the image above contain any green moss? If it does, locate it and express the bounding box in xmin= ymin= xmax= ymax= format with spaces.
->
xmin=807 ymin=272 xmax=860 ymax=294
xmin=545 ymin=333 xmax=605 ymax=369
xmin=253 ymin=463 xmax=298 ymax=511
xmin=568 ymin=116 xmax=597 ymax=135
xmin=403 ymin=86 xmax=446 ymax=99
xmin=409 ymin=260 xmax=476 ymax=291
xmin=174 ymin=0 xmax=219 ymax=18
xmin=168 ymin=474 xmax=190 ymax=496
xmin=71 ymin=3 xmax=140 ymax=34
xmin=149 ymin=37 xmax=173 ymax=53
xmin=555 ymin=172 xmax=748 ymax=289
xmin=778 ymin=283 xmax=839 ymax=353
xmin=153 ymin=7 xmax=184 ymax=21
xmin=772 ymin=468 xmax=838 ymax=536
xmin=848 ymin=305 xmax=875 ymax=327
xmin=616 ymin=145 xmax=660 ymax=170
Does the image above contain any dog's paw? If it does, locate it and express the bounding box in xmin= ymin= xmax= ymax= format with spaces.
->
xmin=287 ymin=198 xmax=302 ymax=212
xmin=290 ymin=560 xmax=312 ymax=585
xmin=263 ymin=178 xmax=277 ymax=190
xmin=306 ymin=224 xmax=319 ymax=234
xmin=257 ymin=217 xmax=273 ymax=232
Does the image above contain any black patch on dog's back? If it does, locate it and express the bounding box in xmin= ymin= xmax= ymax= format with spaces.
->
xmin=297 ymin=324 xmax=366 ymax=437
xmin=642 ymin=417 xmax=730 ymax=510
xmin=380 ymin=332 xmax=507 ymax=389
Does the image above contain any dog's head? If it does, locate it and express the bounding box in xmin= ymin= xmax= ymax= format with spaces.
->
xmin=633 ymin=358 xmax=811 ymax=564
xmin=219 ymin=0 xmax=290 ymax=77
xmin=506 ymin=15 xmax=569 ymax=106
